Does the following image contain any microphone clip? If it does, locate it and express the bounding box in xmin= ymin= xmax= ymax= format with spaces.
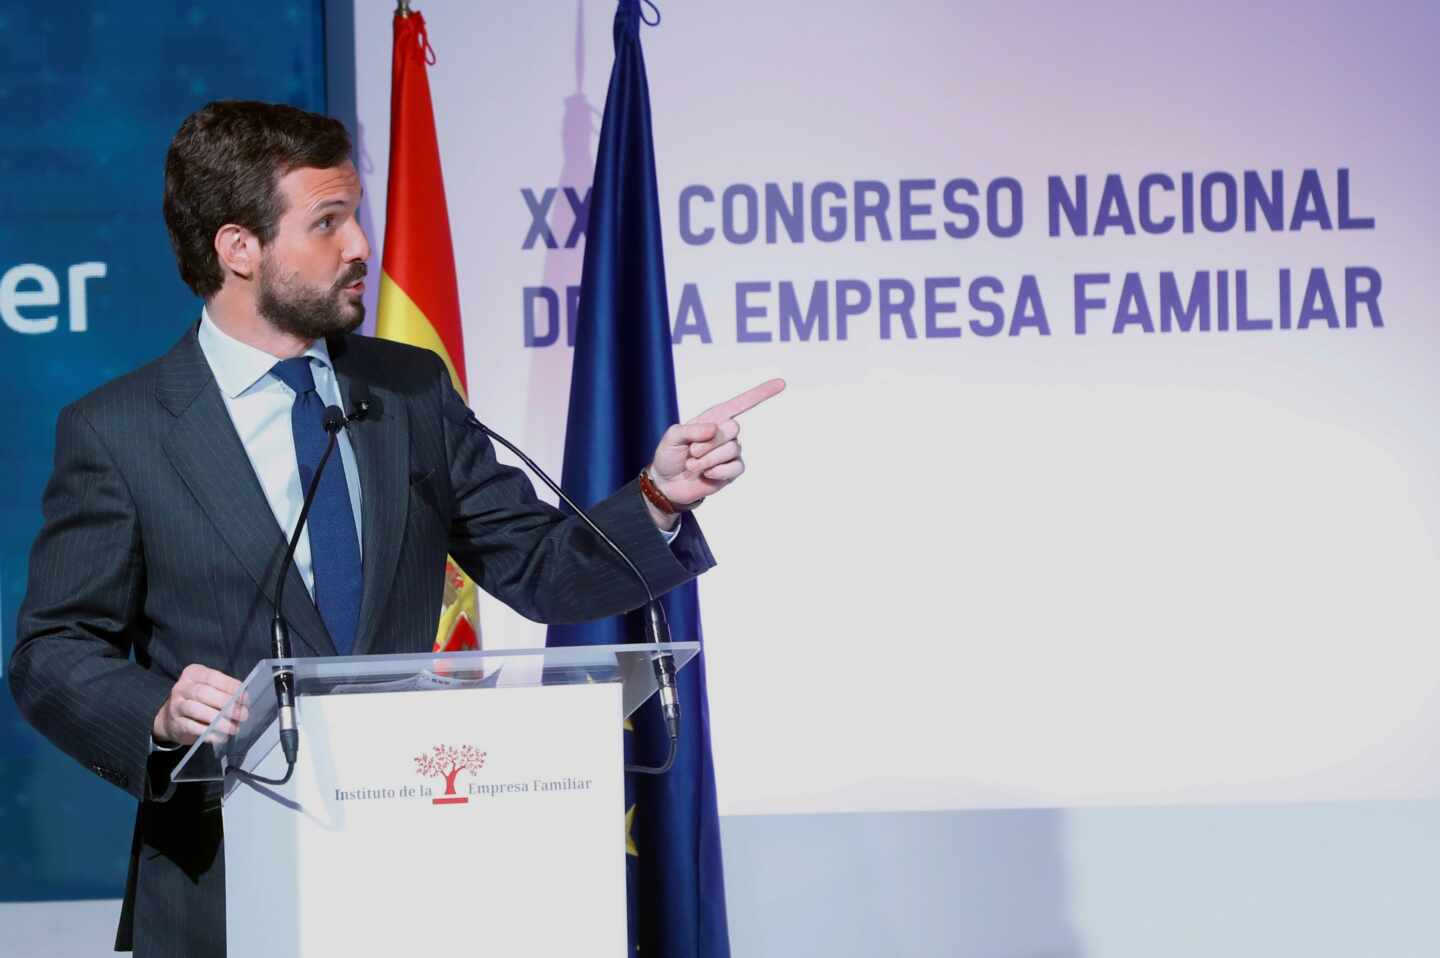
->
xmin=323 ymin=401 xmax=369 ymax=436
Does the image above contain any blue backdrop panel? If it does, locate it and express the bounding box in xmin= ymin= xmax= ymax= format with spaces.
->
xmin=0 ymin=1 xmax=326 ymax=902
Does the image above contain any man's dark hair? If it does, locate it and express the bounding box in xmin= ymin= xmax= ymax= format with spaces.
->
xmin=163 ymin=101 xmax=353 ymax=298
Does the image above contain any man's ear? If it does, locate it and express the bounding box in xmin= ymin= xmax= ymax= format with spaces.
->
xmin=214 ymin=224 xmax=260 ymax=282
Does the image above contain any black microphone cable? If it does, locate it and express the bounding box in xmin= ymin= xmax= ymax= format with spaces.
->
xmin=452 ymin=409 xmax=681 ymax=775
xmin=229 ymin=401 xmax=366 ymax=788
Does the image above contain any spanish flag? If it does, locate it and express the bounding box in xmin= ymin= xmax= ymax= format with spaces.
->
xmin=377 ymin=8 xmax=479 ymax=653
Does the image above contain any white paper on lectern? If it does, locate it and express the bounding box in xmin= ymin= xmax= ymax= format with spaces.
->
xmin=224 ymin=682 xmax=626 ymax=956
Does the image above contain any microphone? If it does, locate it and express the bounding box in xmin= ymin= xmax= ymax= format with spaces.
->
xmin=445 ymin=405 xmax=683 ymax=774
xmin=348 ymin=381 xmax=373 ymax=423
xmin=233 ymin=401 xmax=357 ymax=788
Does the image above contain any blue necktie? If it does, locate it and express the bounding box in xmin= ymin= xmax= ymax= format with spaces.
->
xmin=271 ymin=357 xmax=362 ymax=655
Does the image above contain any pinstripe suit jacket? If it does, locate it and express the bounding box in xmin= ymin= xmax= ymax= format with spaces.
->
xmin=8 ymin=325 xmax=714 ymax=956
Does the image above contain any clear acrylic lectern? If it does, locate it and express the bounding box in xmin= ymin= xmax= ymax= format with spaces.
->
xmin=170 ymin=643 xmax=699 ymax=956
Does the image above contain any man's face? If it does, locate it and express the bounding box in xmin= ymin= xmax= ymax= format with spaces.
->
xmin=256 ymin=161 xmax=370 ymax=340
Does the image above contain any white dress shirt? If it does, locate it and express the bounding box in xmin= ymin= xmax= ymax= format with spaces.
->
xmin=196 ymin=309 xmax=364 ymax=601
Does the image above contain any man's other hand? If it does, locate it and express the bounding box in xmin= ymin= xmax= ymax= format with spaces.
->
xmin=152 ymin=664 xmax=246 ymax=747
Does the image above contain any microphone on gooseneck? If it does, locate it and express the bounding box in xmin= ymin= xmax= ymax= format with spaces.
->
xmin=231 ymin=401 xmax=363 ymax=788
xmin=444 ymin=404 xmax=682 ymax=775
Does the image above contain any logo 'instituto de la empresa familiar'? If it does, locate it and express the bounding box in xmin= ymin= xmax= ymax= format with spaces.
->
xmin=414 ymin=744 xmax=487 ymax=805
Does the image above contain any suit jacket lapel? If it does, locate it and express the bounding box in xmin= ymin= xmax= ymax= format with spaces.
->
xmin=158 ymin=328 xmax=337 ymax=658
xmin=331 ymin=336 xmax=411 ymax=656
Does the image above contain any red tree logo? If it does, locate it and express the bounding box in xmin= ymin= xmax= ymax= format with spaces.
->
xmin=414 ymin=745 xmax=487 ymax=805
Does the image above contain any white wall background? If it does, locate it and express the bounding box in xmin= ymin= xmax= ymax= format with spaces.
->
xmin=329 ymin=2 xmax=1440 ymax=955
xmin=336 ymin=0 xmax=1440 ymax=815
xmin=13 ymin=799 xmax=1440 ymax=957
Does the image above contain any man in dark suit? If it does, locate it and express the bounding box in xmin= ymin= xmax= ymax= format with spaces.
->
xmin=8 ymin=101 xmax=781 ymax=956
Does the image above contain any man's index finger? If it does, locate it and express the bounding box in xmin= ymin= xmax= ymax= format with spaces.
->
xmin=691 ymin=378 xmax=787 ymax=424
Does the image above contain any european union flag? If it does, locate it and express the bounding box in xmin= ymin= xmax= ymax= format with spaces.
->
xmin=546 ymin=1 xmax=730 ymax=955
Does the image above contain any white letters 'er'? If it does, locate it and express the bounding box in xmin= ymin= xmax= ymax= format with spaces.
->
xmin=1 ymin=262 xmax=107 ymax=334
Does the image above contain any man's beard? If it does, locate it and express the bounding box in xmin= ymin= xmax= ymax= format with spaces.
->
xmin=257 ymin=255 xmax=366 ymax=340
